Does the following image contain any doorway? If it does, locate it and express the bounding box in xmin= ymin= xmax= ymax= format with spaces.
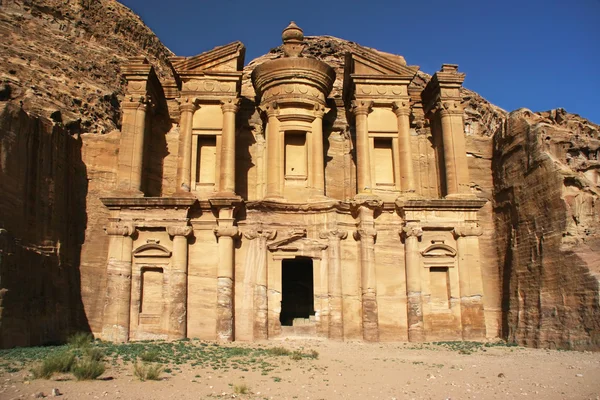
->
xmin=280 ymin=257 xmax=314 ymax=326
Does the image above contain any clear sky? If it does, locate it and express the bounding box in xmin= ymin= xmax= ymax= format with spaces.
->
xmin=120 ymin=0 xmax=599 ymax=123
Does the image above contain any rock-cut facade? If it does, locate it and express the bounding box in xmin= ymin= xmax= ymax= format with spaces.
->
xmin=99 ymin=22 xmax=496 ymax=343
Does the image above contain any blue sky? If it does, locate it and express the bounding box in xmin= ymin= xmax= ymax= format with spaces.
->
xmin=120 ymin=0 xmax=599 ymax=123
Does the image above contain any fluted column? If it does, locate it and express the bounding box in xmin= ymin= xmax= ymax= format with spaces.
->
xmin=393 ymin=101 xmax=416 ymax=195
xmin=166 ymin=225 xmax=193 ymax=340
xmin=215 ymin=223 xmax=239 ymax=341
xmin=453 ymin=223 xmax=486 ymax=340
xmin=262 ymin=102 xmax=282 ymax=199
xmin=319 ymin=229 xmax=347 ymax=340
xmin=244 ymin=228 xmax=276 ymax=340
xmin=312 ymin=104 xmax=327 ymax=196
xmin=219 ymin=98 xmax=240 ymax=195
xmin=118 ymin=97 xmax=148 ymax=193
xmin=176 ymin=97 xmax=199 ymax=192
xmin=401 ymin=223 xmax=424 ymax=342
xmin=439 ymin=100 xmax=471 ymax=197
xmin=352 ymin=100 xmax=373 ymax=193
xmin=101 ymin=224 xmax=135 ymax=343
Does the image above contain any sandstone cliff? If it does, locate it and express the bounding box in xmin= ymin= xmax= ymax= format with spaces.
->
xmin=1 ymin=1 xmax=598 ymax=349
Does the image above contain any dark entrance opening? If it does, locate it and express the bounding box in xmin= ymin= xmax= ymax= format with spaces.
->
xmin=280 ymin=257 xmax=314 ymax=326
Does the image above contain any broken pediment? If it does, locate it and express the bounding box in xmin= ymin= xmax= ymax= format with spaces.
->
xmin=170 ymin=41 xmax=246 ymax=78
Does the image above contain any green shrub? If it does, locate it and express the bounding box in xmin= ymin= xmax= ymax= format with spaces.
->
xmin=267 ymin=346 xmax=290 ymax=356
xmin=140 ymin=349 xmax=160 ymax=362
xmin=289 ymin=351 xmax=303 ymax=361
xmin=233 ymin=383 xmax=249 ymax=394
xmin=133 ymin=362 xmax=163 ymax=381
xmin=306 ymin=350 xmax=319 ymax=359
xmin=83 ymin=347 xmax=104 ymax=362
xmin=71 ymin=358 xmax=105 ymax=380
xmin=31 ymin=351 xmax=75 ymax=379
xmin=68 ymin=332 xmax=93 ymax=349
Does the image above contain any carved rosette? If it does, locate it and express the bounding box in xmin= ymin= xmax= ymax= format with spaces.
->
xmin=221 ymin=98 xmax=240 ymax=114
xmin=105 ymin=224 xmax=135 ymax=237
xmin=351 ymin=100 xmax=373 ymax=116
xmin=167 ymin=226 xmax=194 ymax=237
xmin=453 ymin=223 xmax=483 ymax=238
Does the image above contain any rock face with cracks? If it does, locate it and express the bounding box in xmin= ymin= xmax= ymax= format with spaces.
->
xmin=0 ymin=1 xmax=598 ymax=350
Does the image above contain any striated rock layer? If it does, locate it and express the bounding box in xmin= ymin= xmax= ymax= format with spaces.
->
xmin=0 ymin=1 xmax=598 ymax=349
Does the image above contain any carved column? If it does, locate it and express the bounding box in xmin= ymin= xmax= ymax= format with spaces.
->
xmin=244 ymin=228 xmax=276 ymax=340
xmin=352 ymin=100 xmax=373 ymax=193
xmin=118 ymin=97 xmax=148 ymax=193
xmin=453 ymin=223 xmax=486 ymax=340
xmin=101 ymin=224 xmax=135 ymax=343
xmin=401 ymin=223 xmax=424 ymax=342
xmin=439 ymin=100 xmax=470 ymax=197
xmin=176 ymin=97 xmax=199 ymax=192
xmin=319 ymin=229 xmax=347 ymax=340
xmin=260 ymin=102 xmax=282 ymax=199
xmin=312 ymin=104 xmax=328 ymax=196
xmin=219 ymin=98 xmax=240 ymax=195
xmin=355 ymin=226 xmax=378 ymax=342
xmin=215 ymin=222 xmax=239 ymax=342
xmin=166 ymin=225 xmax=193 ymax=340
xmin=393 ymin=101 xmax=416 ymax=195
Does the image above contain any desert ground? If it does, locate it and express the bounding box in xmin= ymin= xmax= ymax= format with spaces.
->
xmin=1 ymin=338 xmax=599 ymax=400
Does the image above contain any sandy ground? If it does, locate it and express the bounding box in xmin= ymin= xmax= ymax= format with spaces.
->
xmin=1 ymin=340 xmax=599 ymax=400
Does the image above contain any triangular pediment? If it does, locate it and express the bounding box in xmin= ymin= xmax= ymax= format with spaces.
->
xmin=346 ymin=47 xmax=418 ymax=78
xmin=170 ymin=41 xmax=245 ymax=76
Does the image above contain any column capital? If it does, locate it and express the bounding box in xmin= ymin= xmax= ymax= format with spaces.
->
xmin=221 ymin=98 xmax=240 ymax=114
xmin=244 ymin=228 xmax=277 ymax=241
xmin=178 ymin=97 xmax=200 ymax=113
xmin=313 ymin=103 xmax=330 ymax=119
xmin=350 ymin=194 xmax=383 ymax=210
xmin=122 ymin=95 xmax=149 ymax=111
xmin=401 ymin=223 xmax=423 ymax=239
xmin=258 ymin=101 xmax=279 ymax=118
xmin=351 ymin=100 xmax=373 ymax=116
xmin=105 ymin=223 xmax=135 ymax=237
xmin=167 ymin=225 xmax=193 ymax=237
xmin=319 ymin=229 xmax=348 ymax=241
xmin=438 ymin=99 xmax=463 ymax=117
xmin=453 ymin=223 xmax=483 ymax=238
xmin=353 ymin=228 xmax=377 ymax=241
xmin=392 ymin=100 xmax=411 ymax=117
xmin=214 ymin=226 xmax=240 ymax=239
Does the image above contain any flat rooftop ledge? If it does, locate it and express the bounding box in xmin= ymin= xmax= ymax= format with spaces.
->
xmin=101 ymin=197 xmax=197 ymax=209
xmin=397 ymin=198 xmax=488 ymax=211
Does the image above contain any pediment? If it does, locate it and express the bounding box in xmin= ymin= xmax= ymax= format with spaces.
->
xmin=133 ymin=244 xmax=172 ymax=258
xmin=171 ymin=41 xmax=245 ymax=76
xmin=267 ymin=229 xmax=307 ymax=251
xmin=421 ymin=243 xmax=456 ymax=258
xmin=346 ymin=48 xmax=418 ymax=78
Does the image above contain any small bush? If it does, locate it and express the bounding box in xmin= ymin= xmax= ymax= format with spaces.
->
xmin=306 ymin=350 xmax=319 ymax=359
xmin=71 ymin=358 xmax=105 ymax=380
xmin=233 ymin=383 xmax=249 ymax=394
xmin=140 ymin=349 xmax=160 ymax=362
xmin=68 ymin=332 xmax=93 ymax=349
xmin=133 ymin=362 xmax=163 ymax=381
xmin=83 ymin=347 xmax=104 ymax=362
xmin=289 ymin=351 xmax=303 ymax=361
xmin=31 ymin=351 xmax=76 ymax=379
xmin=267 ymin=346 xmax=290 ymax=356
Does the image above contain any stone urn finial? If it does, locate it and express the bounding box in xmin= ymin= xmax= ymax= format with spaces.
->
xmin=282 ymin=21 xmax=304 ymax=57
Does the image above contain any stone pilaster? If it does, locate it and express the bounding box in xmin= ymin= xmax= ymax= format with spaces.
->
xmin=319 ymin=229 xmax=348 ymax=340
xmin=261 ymin=102 xmax=283 ymax=199
xmin=117 ymin=97 xmax=148 ymax=194
xmin=176 ymin=97 xmax=199 ymax=193
xmin=214 ymin=213 xmax=240 ymax=342
xmin=439 ymin=99 xmax=471 ymax=197
xmin=219 ymin=98 xmax=240 ymax=195
xmin=401 ymin=223 xmax=424 ymax=342
xmin=311 ymin=104 xmax=328 ymax=197
xmin=166 ymin=225 xmax=193 ymax=340
xmin=392 ymin=100 xmax=416 ymax=196
xmin=101 ymin=223 xmax=135 ymax=343
xmin=352 ymin=100 xmax=373 ymax=194
xmin=244 ymin=228 xmax=277 ymax=340
xmin=453 ymin=223 xmax=486 ymax=340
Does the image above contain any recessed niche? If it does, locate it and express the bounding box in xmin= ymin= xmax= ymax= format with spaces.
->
xmin=284 ymin=131 xmax=307 ymax=180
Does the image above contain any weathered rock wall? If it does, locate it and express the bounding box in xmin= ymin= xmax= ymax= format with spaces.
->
xmin=493 ymin=109 xmax=600 ymax=350
xmin=0 ymin=103 xmax=88 ymax=347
